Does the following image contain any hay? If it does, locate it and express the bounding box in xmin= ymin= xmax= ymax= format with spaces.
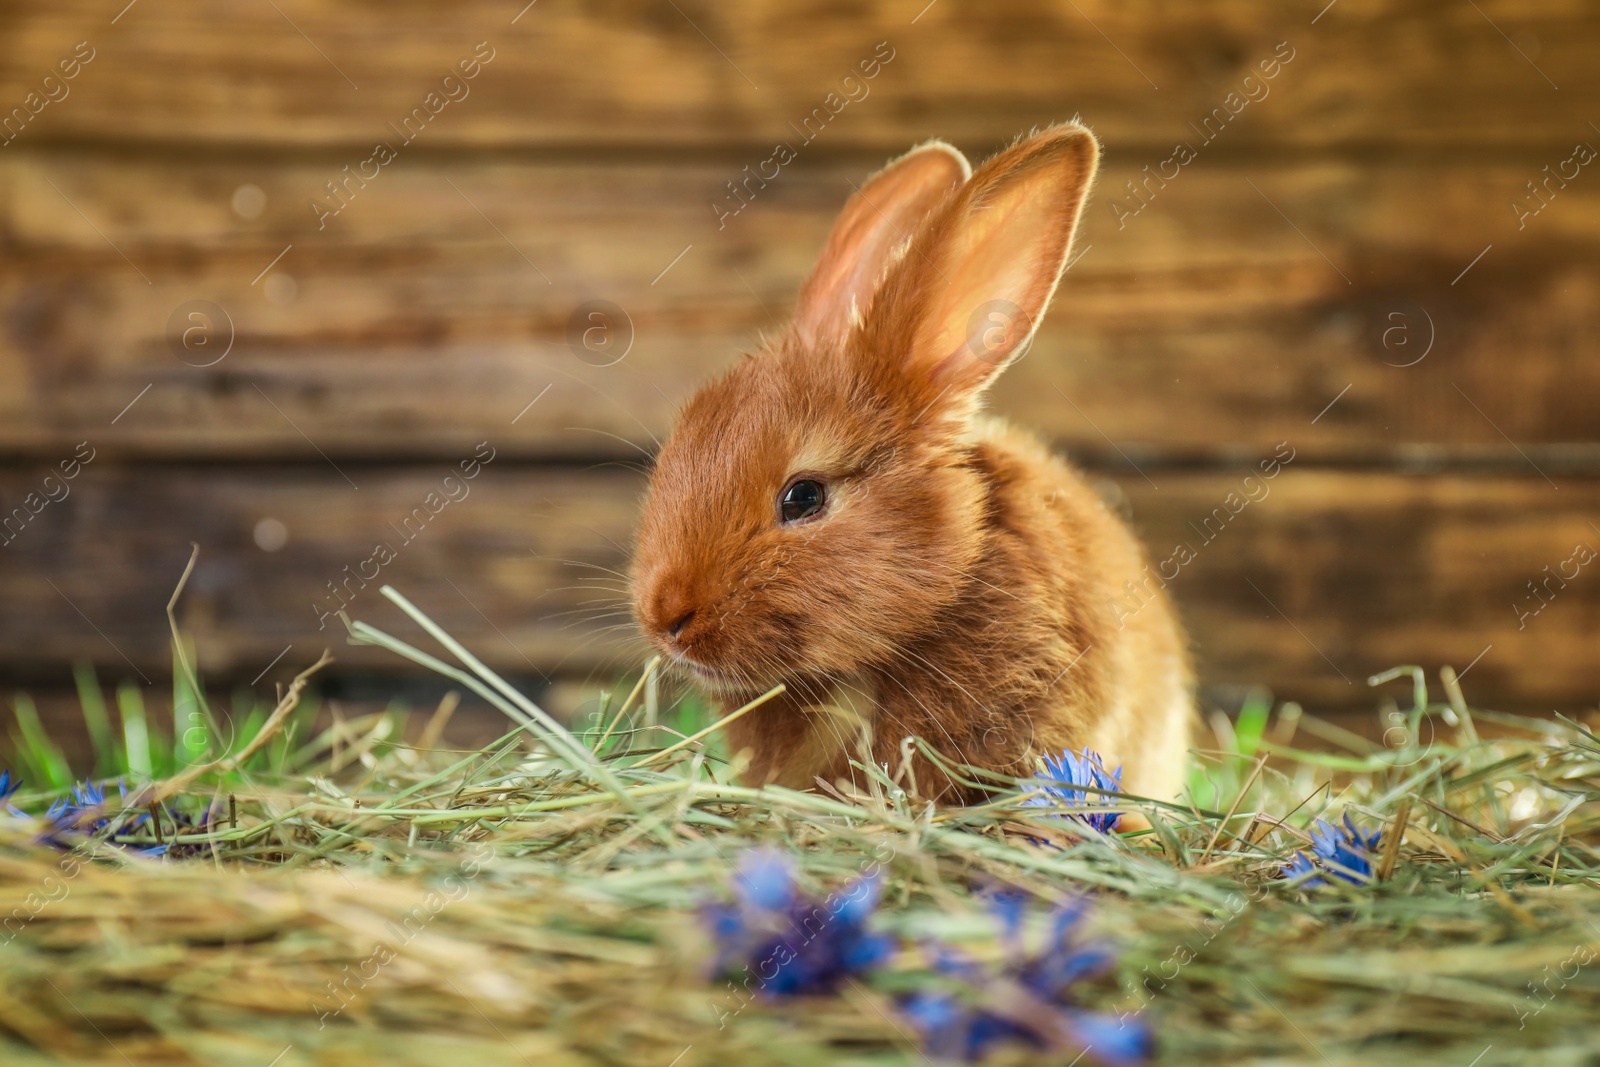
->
xmin=1 ymin=586 xmax=1597 ymax=1066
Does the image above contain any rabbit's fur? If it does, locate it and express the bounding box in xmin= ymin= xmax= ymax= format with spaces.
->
xmin=631 ymin=126 xmax=1194 ymax=806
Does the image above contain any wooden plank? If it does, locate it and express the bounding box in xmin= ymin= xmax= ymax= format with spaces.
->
xmin=2 ymin=154 xmax=1597 ymax=461
xmin=0 ymin=460 xmax=648 ymax=688
xmin=0 ymin=1 xmax=1593 ymax=152
xmin=2 ymin=463 xmax=1596 ymax=712
xmin=1118 ymin=472 xmax=1600 ymax=711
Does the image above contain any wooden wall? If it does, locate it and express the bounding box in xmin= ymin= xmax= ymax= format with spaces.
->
xmin=1 ymin=0 xmax=1597 ymax=718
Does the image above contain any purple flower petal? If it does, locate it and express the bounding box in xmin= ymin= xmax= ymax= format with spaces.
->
xmin=832 ymin=872 xmax=882 ymax=924
xmin=1064 ymin=1009 xmax=1152 ymax=1067
xmin=1028 ymin=748 xmax=1125 ymax=834
xmin=985 ymin=889 xmax=1028 ymax=950
xmin=706 ymin=849 xmax=891 ymax=999
xmin=734 ymin=849 xmax=795 ymax=911
xmin=899 ymin=899 xmax=1142 ymax=1064
xmin=1282 ymin=811 xmax=1381 ymax=888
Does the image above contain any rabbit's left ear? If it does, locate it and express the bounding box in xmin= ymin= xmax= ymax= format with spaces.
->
xmin=884 ymin=124 xmax=1100 ymax=404
xmin=793 ymin=141 xmax=970 ymax=348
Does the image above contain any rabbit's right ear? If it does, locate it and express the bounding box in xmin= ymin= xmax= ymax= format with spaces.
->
xmin=793 ymin=141 xmax=970 ymax=348
xmin=875 ymin=124 xmax=1100 ymax=414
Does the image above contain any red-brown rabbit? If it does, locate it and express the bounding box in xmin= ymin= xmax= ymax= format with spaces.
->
xmin=631 ymin=125 xmax=1193 ymax=807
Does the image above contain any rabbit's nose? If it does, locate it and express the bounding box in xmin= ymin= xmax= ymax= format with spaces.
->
xmin=645 ymin=584 xmax=702 ymax=645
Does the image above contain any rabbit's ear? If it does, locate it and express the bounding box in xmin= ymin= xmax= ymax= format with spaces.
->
xmin=793 ymin=141 xmax=970 ymax=347
xmin=890 ymin=125 xmax=1099 ymax=404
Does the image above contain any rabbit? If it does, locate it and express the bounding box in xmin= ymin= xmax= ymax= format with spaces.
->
xmin=630 ymin=125 xmax=1194 ymax=810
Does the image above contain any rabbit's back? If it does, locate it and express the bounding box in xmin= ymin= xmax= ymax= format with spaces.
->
xmin=860 ymin=415 xmax=1193 ymax=803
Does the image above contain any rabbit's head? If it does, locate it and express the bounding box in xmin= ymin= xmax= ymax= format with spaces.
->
xmin=631 ymin=126 xmax=1101 ymax=693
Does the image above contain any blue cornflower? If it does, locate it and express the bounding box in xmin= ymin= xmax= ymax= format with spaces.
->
xmin=898 ymin=892 xmax=1150 ymax=1065
xmin=1282 ymin=812 xmax=1382 ymax=887
xmin=1025 ymin=748 xmax=1125 ymax=833
xmin=704 ymin=849 xmax=894 ymax=997
xmin=41 ymin=780 xmax=164 ymax=857
xmin=0 ymin=770 xmax=20 ymax=805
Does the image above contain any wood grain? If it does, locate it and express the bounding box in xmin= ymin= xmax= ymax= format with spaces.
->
xmin=0 ymin=1 xmax=1592 ymax=152
xmin=2 ymin=0 xmax=1596 ymax=725
xmin=2 ymin=463 xmax=1594 ymax=712
xmin=2 ymin=155 xmax=1597 ymax=462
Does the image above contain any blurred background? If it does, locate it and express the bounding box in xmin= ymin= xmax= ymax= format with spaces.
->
xmin=1 ymin=1 xmax=1596 ymax=755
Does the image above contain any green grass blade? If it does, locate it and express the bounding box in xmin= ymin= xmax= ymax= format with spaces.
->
xmin=1234 ymin=687 xmax=1272 ymax=758
xmin=72 ymin=662 xmax=118 ymax=778
xmin=374 ymin=587 xmax=597 ymax=769
xmin=345 ymin=609 xmax=655 ymax=829
xmin=12 ymin=692 xmax=72 ymax=790
xmin=116 ymin=680 xmax=154 ymax=779
xmin=172 ymin=639 xmax=211 ymax=767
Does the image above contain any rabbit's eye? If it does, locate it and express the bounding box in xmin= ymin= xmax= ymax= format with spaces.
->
xmin=779 ymin=479 xmax=826 ymax=524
